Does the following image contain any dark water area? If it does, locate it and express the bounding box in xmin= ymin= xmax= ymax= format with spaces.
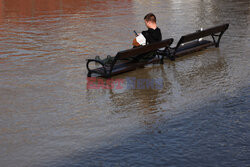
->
xmin=0 ymin=0 xmax=249 ymax=166
xmin=52 ymin=86 xmax=250 ymax=167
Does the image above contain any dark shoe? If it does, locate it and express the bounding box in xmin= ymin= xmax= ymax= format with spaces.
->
xmin=102 ymin=55 xmax=114 ymax=64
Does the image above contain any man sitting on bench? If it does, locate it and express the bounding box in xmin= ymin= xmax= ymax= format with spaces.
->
xmin=133 ymin=13 xmax=162 ymax=46
xmin=132 ymin=13 xmax=162 ymax=61
xmin=95 ymin=13 xmax=162 ymax=64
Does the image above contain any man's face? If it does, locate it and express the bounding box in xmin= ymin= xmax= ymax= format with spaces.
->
xmin=144 ymin=20 xmax=150 ymax=28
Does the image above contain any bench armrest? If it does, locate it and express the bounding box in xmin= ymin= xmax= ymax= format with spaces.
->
xmin=86 ymin=59 xmax=107 ymax=76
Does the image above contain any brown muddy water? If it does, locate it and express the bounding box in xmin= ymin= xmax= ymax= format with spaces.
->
xmin=0 ymin=0 xmax=249 ymax=166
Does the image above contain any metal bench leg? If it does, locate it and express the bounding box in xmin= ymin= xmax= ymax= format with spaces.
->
xmin=211 ymin=31 xmax=225 ymax=48
xmin=87 ymin=72 xmax=91 ymax=77
xmin=160 ymin=56 xmax=164 ymax=64
xmin=162 ymin=47 xmax=175 ymax=61
xmin=169 ymin=54 xmax=175 ymax=61
xmin=166 ymin=47 xmax=175 ymax=61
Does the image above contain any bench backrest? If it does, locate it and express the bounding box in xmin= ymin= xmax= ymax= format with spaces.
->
xmin=175 ymin=24 xmax=229 ymax=49
xmin=115 ymin=38 xmax=174 ymax=60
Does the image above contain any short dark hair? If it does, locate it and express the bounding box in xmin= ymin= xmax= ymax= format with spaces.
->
xmin=144 ymin=13 xmax=156 ymax=23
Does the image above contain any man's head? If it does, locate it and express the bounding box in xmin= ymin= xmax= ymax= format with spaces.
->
xmin=144 ymin=13 xmax=157 ymax=29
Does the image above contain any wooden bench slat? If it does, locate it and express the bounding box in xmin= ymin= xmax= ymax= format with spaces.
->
xmin=90 ymin=57 xmax=162 ymax=77
xmin=175 ymin=40 xmax=213 ymax=57
xmin=176 ymin=40 xmax=212 ymax=52
xmin=116 ymin=38 xmax=173 ymax=60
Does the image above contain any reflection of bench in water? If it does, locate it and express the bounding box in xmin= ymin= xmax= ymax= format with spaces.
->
xmin=86 ymin=24 xmax=229 ymax=78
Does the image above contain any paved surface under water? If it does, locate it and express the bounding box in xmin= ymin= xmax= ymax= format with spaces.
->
xmin=0 ymin=0 xmax=249 ymax=166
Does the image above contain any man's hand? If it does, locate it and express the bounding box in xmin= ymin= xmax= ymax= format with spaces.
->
xmin=132 ymin=38 xmax=140 ymax=47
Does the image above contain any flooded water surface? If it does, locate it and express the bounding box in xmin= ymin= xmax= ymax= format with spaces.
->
xmin=0 ymin=0 xmax=249 ymax=166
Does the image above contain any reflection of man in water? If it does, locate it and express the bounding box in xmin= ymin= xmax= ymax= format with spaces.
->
xmin=133 ymin=13 xmax=162 ymax=47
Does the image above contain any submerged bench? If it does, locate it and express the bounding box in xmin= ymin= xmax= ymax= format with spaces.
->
xmin=163 ymin=23 xmax=229 ymax=60
xmin=86 ymin=38 xmax=173 ymax=78
xmin=86 ymin=23 xmax=229 ymax=78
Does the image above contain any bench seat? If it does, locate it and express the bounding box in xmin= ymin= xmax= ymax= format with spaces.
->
xmin=175 ymin=40 xmax=213 ymax=57
xmin=86 ymin=38 xmax=174 ymax=78
xmin=166 ymin=23 xmax=229 ymax=60
xmin=88 ymin=56 xmax=163 ymax=77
